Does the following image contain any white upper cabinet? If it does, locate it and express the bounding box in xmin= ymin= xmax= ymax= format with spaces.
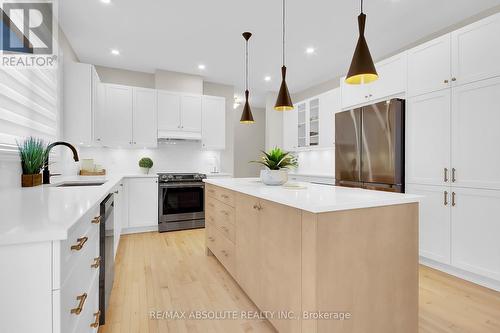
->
xmin=157 ymin=91 xmax=181 ymax=132
xmin=407 ymin=34 xmax=452 ymax=97
xmin=63 ymin=62 xmax=101 ymax=146
xmin=201 ymin=95 xmax=226 ymax=150
xmin=451 ymin=76 xmax=500 ymax=190
xmin=406 ymin=184 xmax=451 ymax=265
xmin=181 ymin=95 xmax=202 ymax=133
xmin=97 ymin=84 xmax=133 ymax=147
xmin=451 ymin=187 xmax=500 ymax=281
xmin=341 ymin=53 xmax=407 ymax=109
xmin=406 ymin=89 xmax=451 ymax=186
xmin=452 ymin=13 xmax=500 ymax=87
xmin=133 ymin=88 xmax=157 ymax=148
xmin=318 ymin=88 xmax=339 ymax=148
xmin=157 ymin=92 xmax=202 ymax=139
xmin=283 ymin=106 xmax=298 ymax=151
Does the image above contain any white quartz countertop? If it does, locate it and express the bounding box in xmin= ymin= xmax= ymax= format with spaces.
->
xmin=204 ymin=178 xmax=420 ymax=213
xmin=0 ymin=174 xmax=157 ymax=246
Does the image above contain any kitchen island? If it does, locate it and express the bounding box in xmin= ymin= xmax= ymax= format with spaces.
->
xmin=204 ymin=178 xmax=420 ymax=333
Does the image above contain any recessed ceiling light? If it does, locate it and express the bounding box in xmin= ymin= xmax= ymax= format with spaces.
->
xmin=198 ymin=64 xmax=206 ymax=70
xmin=101 ymin=0 xmax=111 ymax=4
xmin=111 ymin=49 xmax=120 ymax=55
xmin=264 ymin=76 xmax=271 ymax=82
xmin=306 ymin=47 xmax=316 ymax=54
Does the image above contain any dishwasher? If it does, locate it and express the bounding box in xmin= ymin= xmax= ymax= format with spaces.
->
xmin=99 ymin=193 xmax=115 ymax=325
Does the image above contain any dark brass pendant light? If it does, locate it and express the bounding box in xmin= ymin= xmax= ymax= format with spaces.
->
xmin=345 ymin=0 xmax=378 ymax=85
xmin=274 ymin=0 xmax=293 ymax=111
xmin=240 ymin=32 xmax=255 ymax=124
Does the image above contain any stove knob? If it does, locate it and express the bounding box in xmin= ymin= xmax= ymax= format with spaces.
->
xmin=167 ymin=175 xmax=174 ymax=180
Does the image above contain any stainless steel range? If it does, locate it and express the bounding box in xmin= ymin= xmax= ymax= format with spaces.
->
xmin=158 ymin=173 xmax=206 ymax=232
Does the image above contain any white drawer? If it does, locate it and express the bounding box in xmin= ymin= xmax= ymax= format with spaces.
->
xmin=54 ymin=205 xmax=100 ymax=289
xmin=59 ymin=229 xmax=99 ymax=333
xmin=72 ymin=273 xmax=100 ymax=333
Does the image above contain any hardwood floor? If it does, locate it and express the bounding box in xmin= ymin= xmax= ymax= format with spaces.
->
xmin=100 ymin=230 xmax=500 ymax=333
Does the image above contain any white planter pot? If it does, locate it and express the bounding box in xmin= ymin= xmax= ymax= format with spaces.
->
xmin=140 ymin=167 xmax=150 ymax=174
xmin=260 ymin=169 xmax=288 ymax=186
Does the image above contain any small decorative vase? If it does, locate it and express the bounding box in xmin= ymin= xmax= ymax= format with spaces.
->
xmin=21 ymin=173 xmax=42 ymax=187
xmin=260 ymin=169 xmax=288 ymax=186
xmin=140 ymin=167 xmax=150 ymax=175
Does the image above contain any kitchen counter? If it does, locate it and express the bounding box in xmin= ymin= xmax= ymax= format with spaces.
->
xmin=203 ymin=177 xmax=420 ymax=213
xmin=0 ymin=174 xmax=157 ymax=246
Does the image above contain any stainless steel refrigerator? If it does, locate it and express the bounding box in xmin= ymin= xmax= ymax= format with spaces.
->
xmin=335 ymin=99 xmax=405 ymax=192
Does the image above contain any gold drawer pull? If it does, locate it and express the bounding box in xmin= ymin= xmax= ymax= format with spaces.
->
xmin=221 ymin=194 xmax=229 ymax=199
xmin=71 ymin=237 xmax=88 ymax=251
xmin=91 ymin=216 xmax=101 ymax=224
xmin=71 ymin=293 xmax=88 ymax=315
xmin=220 ymin=210 xmax=229 ymax=216
xmin=208 ymin=236 xmax=215 ymax=242
xmin=221 ymin=250 xmax=229 ymax=257
xmin=208 ymin=189 xmax=215 ymax=193
xmin=91 ymin=256 xmax=101 ymax=269
xmin=90 ymin=310 xmax=101 ymax=328
xmin=221 ymin=226 xmax=229 ymax=232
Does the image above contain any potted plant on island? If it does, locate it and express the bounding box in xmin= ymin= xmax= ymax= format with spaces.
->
xmin=17 ymin=137 xmax=49 ymax=187
xmin=251 ymin=147 xmax=297 ymax=185
xmin=139 ymin=157 xmax=153 ymax=174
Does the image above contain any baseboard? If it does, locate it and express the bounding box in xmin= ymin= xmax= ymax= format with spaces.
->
xmin=420 ymin=256 xmax=500 ymax=292
xmin=122 ymin=225 xmax=158 ymax=235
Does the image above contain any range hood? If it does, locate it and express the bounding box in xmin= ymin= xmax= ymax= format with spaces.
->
xmin=157 ymin=130 xmax=201 ymax=141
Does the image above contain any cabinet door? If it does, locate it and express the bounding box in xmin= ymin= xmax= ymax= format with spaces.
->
xmin=259 ymin=199 xmax=301 ymax=333
xmin=407 ymin=34 xmax=452 ymax=97
xmin=451 ymin=77 xmax=500 ymax=190
xmin=133 ymin=88 xmax=157 ymax=147
xmin=98 ymin=84 xmax=133 ymax=147
xmin=340 ymin=76 xmax=369 ymax=109
xmin=308 ymin=98 xmax=320 ymax=146
xmin=181 ymin=95 xmax=202 ymax=132
xmin=451 ymin=187 xmax=500 ymax=281
xmin=406 ymin=90 xmax=451 ymax=186
xmin=128 ymin=178 xmax=159 ymax=228
xmin=157 ymin=91 xmax=181 ymax=132
xmin=201 ymin=96 xmax=225 ymax=149
xmin=406 ymin=184 xmax=451 ymax=264
xmin=297 ymin=102 xmax=308 ymax=148
xmin=318 ymin=88 xmax=339 ymax=148
xmin=235 ymin=193 xmax=262 ymax=308
xmin=282 ymin=105 xmax=298 ymax=151
xmin=370 ymin=52 xmax=407 ymax=100
xmin=452 ymin=13 xmax=500 ymax=86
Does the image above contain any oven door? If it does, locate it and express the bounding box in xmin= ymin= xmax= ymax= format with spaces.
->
xmin=159 ymin=182 xmax=205 ymax=226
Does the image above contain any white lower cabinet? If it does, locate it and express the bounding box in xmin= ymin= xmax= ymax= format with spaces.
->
xmin=127 ymin=178 xmax=159 ymax=230
xmin=406 ymin=184 xmax=451 ymax=264
xmin=450 ymin=187 xmax=500 ymax=281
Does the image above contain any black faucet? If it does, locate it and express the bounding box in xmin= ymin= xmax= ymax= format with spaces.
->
xmin=43 ymin=141 xmax=80 ymax=184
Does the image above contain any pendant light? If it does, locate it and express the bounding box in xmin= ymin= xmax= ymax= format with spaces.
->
xmin=274 ymin=0 xmax=293 ymax=111
xmin=240 ymin=32 xmax=255 ymax=124
xmin=345 ymin=0 xmax=378 ymax=85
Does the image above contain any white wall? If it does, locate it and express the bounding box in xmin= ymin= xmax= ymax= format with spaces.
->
xmin=74 ymin=142 xmax=220 ymax=175
xmin=294 ymin=149 xmax=335 ymax=177
xmin=155 ymin=69 xmax=203 ymax=94
xmin=265 ymin=92 xmax=283 ymax=151
xmin=95 ymin=66 xmax=155 ymax=88
xmin=234 ymin=107 xmax=266 ymax=177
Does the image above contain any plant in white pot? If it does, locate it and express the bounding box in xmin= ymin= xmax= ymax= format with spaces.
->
xmin=138 ymin=157 xmax=153 ymax=174
xmin=251 ymin=147 xmax=297 ymax=185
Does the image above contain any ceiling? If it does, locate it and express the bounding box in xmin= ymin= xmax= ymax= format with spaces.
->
xmin=60 ymin=0 xmax=500 ymax=107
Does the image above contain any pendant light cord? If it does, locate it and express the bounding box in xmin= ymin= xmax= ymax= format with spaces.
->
xmin=361 ymin=0 xmax=363 ymax=14
xmin=245 ymin=38 xmax=249 ymax=91
xmin=282 ymin=0 xmax=286 ymax=66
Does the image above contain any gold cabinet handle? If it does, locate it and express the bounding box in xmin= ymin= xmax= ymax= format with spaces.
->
xmin=91 ymin=216 xmax=101 ymax=224
xmin=221 ymin=194 xmax=229 ymax=199
xmin=71 ymin=237 xmax=88 ymax=251
xmin=208 ymin=189 xmax=215 ymax=193
xmin=252 ymin=204 xmax=259 ymax=210
xmin=444 ymin=191 xmax=449 ymax=206
xmin=451 ymin=168 xmax=456 ymax=182
xmin=444 ymin=168 xmax=449 ymax=182
xmin=91 ymin=256 xmax=101 ymax=269
xmin=208 ymin=236 xmax=215 ymax=242
xmin=220 ymin=210 xmax=229 ymax=216
xmin=221 ymin=226 xmax=228 ymax=232
xmin=221 ymin=249 xmax=229 ymax=257
xmin=90 ymin=310 xmax=101 ymax=328
xmin=452 ymin=192 xmax=456 ymax=207
xmin=71 ymin=293 xmax=87 ymax=315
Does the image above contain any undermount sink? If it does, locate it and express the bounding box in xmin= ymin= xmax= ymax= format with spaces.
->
xmin=55 ymin=181 xmax=106 ymax=187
